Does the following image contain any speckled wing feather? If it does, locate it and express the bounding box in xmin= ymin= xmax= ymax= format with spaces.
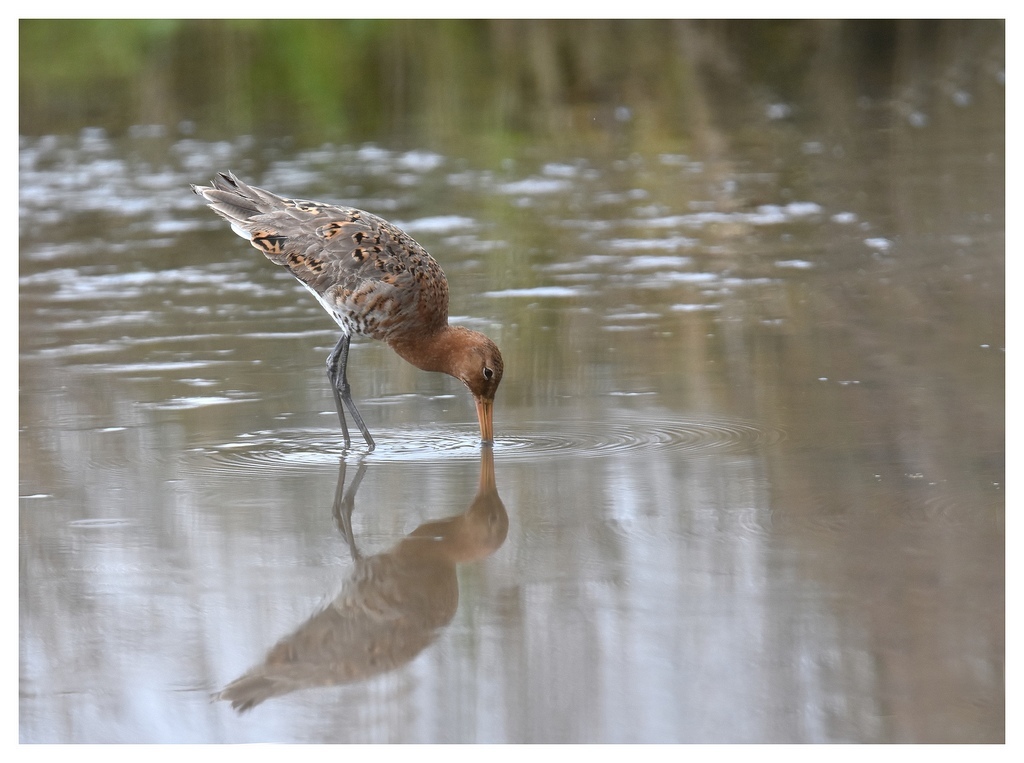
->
xmin=193 ymin=172 xmax=450 ymax=342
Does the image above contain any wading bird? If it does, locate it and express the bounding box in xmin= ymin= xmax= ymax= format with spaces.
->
xmin=193 ymin=172 xmax=503 ymax=451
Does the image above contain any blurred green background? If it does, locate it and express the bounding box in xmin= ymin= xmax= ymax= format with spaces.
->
xmin=20 ymin=19 xmax=1005 ymax=155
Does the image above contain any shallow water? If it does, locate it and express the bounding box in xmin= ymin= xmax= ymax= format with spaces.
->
xmin=20 ymin=21 xmax=1003 ymax=744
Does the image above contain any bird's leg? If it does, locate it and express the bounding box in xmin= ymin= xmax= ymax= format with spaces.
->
xmin=326 ymin=334 xmax=376 ymax=452
xmin=326 ymin=337 xmax=352 ymax=448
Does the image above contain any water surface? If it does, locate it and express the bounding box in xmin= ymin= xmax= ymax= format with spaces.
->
xmin=19 ymin=20 xmax=1003 ymax=743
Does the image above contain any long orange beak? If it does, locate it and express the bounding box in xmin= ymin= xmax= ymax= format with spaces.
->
xmin=474 ymin=397 xmax=494 ymax=445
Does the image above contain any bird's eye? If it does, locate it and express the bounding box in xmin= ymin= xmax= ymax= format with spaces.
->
xmin=483 ymin=367 xmax=494 ymax=380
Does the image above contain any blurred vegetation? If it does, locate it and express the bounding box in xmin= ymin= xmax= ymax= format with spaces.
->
xmin=20 ymin=19 xmax=1004 ymax=157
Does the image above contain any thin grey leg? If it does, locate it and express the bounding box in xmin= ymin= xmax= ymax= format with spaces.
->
xmin=326 ymin=334 xmax=376 ymax=452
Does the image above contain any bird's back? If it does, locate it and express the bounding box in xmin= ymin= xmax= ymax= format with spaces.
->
xmin=194 ymin=172 xmax=450 ymax=342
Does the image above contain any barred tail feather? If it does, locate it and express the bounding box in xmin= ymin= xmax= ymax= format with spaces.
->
xmin=192 ymin=171 xmax=284 ymax=241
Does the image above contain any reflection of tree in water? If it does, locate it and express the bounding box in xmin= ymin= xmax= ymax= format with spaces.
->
xmin=216 ymin=450 xmax=508 ymax=712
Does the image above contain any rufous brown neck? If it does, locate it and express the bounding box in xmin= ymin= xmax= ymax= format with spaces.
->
xmin=388 ymin=324 xmax=474 ymax=377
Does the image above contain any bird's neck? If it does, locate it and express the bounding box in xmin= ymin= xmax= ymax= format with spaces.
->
xmin=389 ymin=324 xmax=469 ymax=377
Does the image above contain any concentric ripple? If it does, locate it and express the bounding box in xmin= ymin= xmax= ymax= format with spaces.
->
xmin=191 ymin=411 xmax=786 ymax=474
xmin=498 ymin=413 xmax=785 ymax=460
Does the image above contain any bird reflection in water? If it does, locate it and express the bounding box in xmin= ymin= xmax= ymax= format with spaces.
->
xmin=215 ymin=449 xmax=508 ymax=712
